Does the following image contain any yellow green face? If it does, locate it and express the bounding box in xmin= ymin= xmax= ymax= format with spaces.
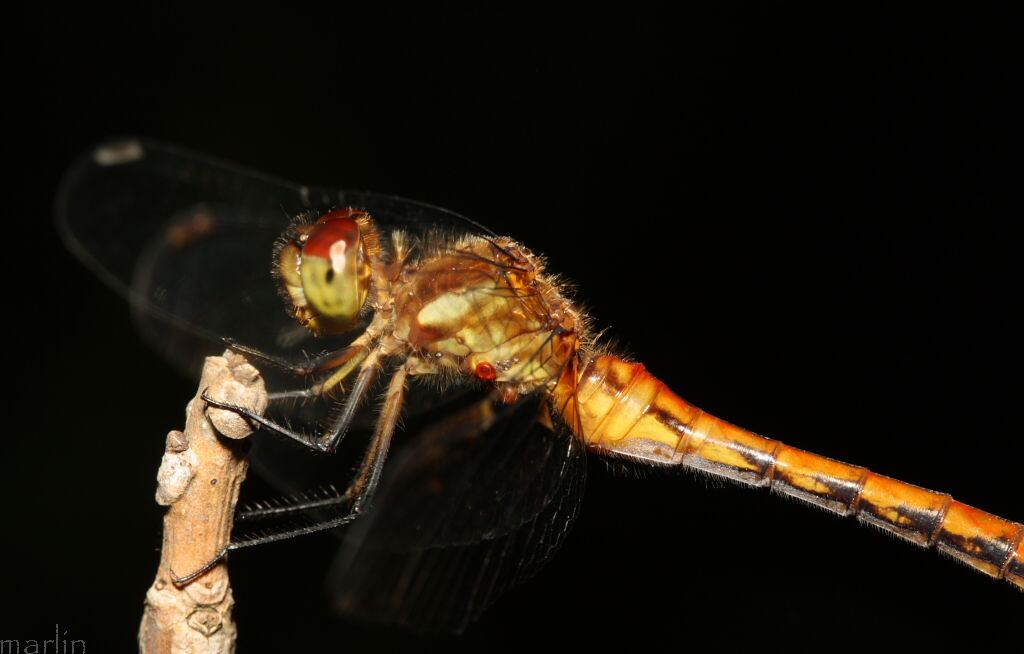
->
xmin=298 ymin=209 xmax=371 ymax=332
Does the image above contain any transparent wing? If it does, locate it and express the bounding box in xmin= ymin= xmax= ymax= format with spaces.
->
xmin=328 ymin=394 xmax=586 ymax=633
xmin=55 ymin=138 xmax=490 ymax=379
xmin=57 ymin=140 xmax=581 ymax=631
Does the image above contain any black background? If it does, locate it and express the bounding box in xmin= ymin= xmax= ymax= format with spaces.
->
xmin=11 ymin=3 xmax=1022 ymax=651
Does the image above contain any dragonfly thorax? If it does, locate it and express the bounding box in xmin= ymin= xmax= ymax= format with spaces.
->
xmin=391 ymin=234 xmax=584 ymax=403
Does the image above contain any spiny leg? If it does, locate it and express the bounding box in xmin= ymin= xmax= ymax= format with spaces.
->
xmin=265 ymin=345 xmax=370 ymax=402
xmin=174 ymin=359 xmax=415 ymax=585
xmin=236 ymin=485 xmax=347 ymax=521
xmin=228 ymin=360 xmax=414 ymax=549
xmin=226 ymin=314 xmax=383 ymax=373
xmin=222 ymin=338 xmax=362 ymax=375
xmin=201 ymin=347 xmax=384 ymax=453
xmin=236 ymin=393 xmax=499 ymax=523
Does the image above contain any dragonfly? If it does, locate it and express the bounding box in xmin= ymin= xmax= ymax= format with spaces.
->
xmin=56 ymin=139 xmax=1023 ymax=633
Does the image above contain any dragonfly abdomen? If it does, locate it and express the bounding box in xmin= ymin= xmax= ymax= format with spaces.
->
xmin=565 ymin=355 xmax=1024 ymax=589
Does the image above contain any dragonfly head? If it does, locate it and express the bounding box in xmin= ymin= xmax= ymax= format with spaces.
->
xmin=276 ymin=208 xmax=374 ymax=335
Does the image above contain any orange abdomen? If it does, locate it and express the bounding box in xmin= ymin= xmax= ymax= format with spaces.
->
xmin=557 ymin=355 xmax=1024 ymax=589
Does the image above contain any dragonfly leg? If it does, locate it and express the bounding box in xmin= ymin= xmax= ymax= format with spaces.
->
xmin=225 ymin=358 xmax=413 ymax=552
xmin=236 ymin=485 xmax=346 ymax=521
xmin=264 ymin=346 xmax=370 ymax=402
xmin=222 ymin=313 xmax=385 ymax=377
xmin=224 ymin=338 xmax=368 ymax=377
xmin=170 ymin=551 xmax=228 ymax=586
xmin=235 ymin=391 xmax=505 ymax=530
xmin=201 ymin=347 xmax=383 ymax=453
xmin=236 ymin=395 xmax=504 ymax=521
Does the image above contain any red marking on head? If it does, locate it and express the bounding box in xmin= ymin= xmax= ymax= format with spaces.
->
xmin=474 ymin=361 xmax=497 ymax=381
xmin=303 ymin=209 xmax=365 ymax=258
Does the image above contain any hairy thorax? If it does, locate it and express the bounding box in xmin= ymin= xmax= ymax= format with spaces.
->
xmin=390 ymin=235 xmax=584 ymax=402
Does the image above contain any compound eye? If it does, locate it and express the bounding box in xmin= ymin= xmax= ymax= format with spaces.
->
xmin=299 ymin=209 xmax=370 ymax=330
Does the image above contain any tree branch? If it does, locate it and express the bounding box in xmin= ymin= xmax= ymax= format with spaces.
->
xmin=139 ymin=351 xmax=267 ymax=654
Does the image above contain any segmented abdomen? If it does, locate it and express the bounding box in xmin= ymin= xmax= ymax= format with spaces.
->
xmin=560 ymin=355 xmax=1024 ymax=589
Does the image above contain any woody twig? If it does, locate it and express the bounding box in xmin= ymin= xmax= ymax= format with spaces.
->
xmin=139 ymin=351 xmax=267 ymax=654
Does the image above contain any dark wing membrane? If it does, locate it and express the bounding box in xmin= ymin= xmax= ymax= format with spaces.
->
xmin=328 ymin=394 xmax=586 ymax=633
xmin=55 ymin=138 xmax=490 ymax=380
